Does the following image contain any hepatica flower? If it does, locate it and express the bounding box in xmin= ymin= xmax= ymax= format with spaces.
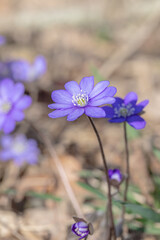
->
xmin=0 ymin=134 xmax=40 ymax=165
xmin=103 ymin=92 xmax=149 ymax=129
xmin=0 ymin=56 xmax=46 ymax=82
xmin=48 ymin=76 xmax=117 ymax=121
xmin=0 ymin=78 xmax=32 ymax=133
xmin=72 ymin=217 xmax=94 ymax=240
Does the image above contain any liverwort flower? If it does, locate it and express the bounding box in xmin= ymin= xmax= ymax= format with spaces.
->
xmin=48 ymin=76 xmax=117 ymax=121
xmin=0 ymin=78 xmax=32 ymax=133
xmin=72 ymin=217 xmax=94 ymax=240
xmin=103 ymin=92 xmax=149 ymax=129
xmin=109 ymin=169 xmax=123 ymax=187
xmin=0 ymin=56 xmax=46 ymax=82
xmin=0 ymin=134 xmax=40 ymax=165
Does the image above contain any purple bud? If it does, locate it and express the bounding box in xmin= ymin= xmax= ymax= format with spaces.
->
xmin=108 ymin=169 xmax=123 ymax=186
xmin=71 ymin=218 xmax=93 ymax=239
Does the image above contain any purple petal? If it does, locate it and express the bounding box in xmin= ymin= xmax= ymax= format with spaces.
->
xmin=89 ymin=80 xmax=110 ymax=98
xmin=90 ymin=86 xmax=116 ymax=102
xmin=34 ymin=56 xmax=46 ymax=76
xmin=89 ymin=97 xmax=115 ymax=106
xmin=0 ymin=135 xmax=12 ymax=148
xmin=112 ymin=97 xmax=124 ymax=107
xmin=102 ymin=106 xmax=114 ymax=118
xmin=67 ymin=108 xmax=84 ymax=121
xmin=3 ymin=118 xmax=16 ymax=133
xmin=77 ymin=222 xmax=88 ymax=228
xmin=85 ymin=106 xmax=106 ymax=118
xmin=79 ymin=76 xmax=94 ymax=94
xmin=12 ymin=83 xmax=25 ymax=103
xmin=102 ymin=86 xmax=117 ymax=97
xmin=65 ymin=81 xmax=80 ymax=95
xmin=124 ymin=92 xmax=138 ymax=105
xmin=9 ymin=60 xmax=29 ymax=81
xmin=0 ymin=115 xmax=6 ymax=130
xmin=0 ymin=150 xmax=12 ymax=161
xmin=72 ymin=223 xmax=80 ymax=236
xmin=15 ymin=95 xmax=32 ymax=109
xmin=10 ymin=110 xmax=24 ymax=121
xmin=48 ymin=108 xmax=73 ymax=118
xmin=0 ymin=78 xmax=14 ymax=100
xmin=51 ymin=90 xmax=72 ymax=104
xmin=109 ymin=117 xmax=125 ymax=123
xmin=109 ymin=169 xmax=113 ymax=178
xmin=127 ymin=115 xmax=146 ymax=129
xmin=110 ymin=169 xmax=122 ymax=182
xmin=134 ymin=100 xmax=149 ymax=114
xmin=48 ymin=103 xmax=73 ymax=109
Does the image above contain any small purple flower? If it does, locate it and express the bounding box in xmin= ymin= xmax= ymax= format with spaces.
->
xmin=0 ymin=56 xmax=46 ymax=82
xmin=103 ymin=92 xmax=149 ymax=129
xmin=72 ymin=217 xmax=94 ymax=240
xmin=0 ymin=36 xmax=6 ymax=45
xmin=0 ymin=78 xmax=32 ymax=133
xmin=48 ymin=76 xmax=117 ymax=121
xmin=0 ymin=134 xmax=40 ymax=165
xmin=109 ymin=169 xmax=123 ymax=186
xmin=7 ymin=60 xmax=30 ymax=82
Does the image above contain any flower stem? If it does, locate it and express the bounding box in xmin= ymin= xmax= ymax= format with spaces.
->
xmin=88 ymin=117 xmax=116 ymax=240
xmin=122 ymin=122 xmax=130 ymax=221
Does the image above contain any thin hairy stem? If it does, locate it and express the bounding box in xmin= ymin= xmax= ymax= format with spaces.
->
xmin=88 ymin=117 xmax=116 ymax=240
xmin=122 ymin=122 xmax=130 ymax=221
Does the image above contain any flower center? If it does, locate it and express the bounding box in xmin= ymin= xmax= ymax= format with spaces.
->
xmin=119 ymin=107 xmax=128 ymax=117
xmin=114 ymin=103 xmax=135 ymax=118
xmin=0 ymin=101 xmax=12 ymax=114
xmin=12 ymin=142 xmax=27 ymax=154
xmin=72 ymin=90 xmax=89 ymax=107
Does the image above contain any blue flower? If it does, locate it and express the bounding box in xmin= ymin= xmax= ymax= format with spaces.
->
xmin=103 ymin=92 xmax=149 ymax=129
xmin=0 ymin=56 xmax=46 ymax=82
xmin=0 ymin=134 xmax=40 ymax=165
xmin=0 ymin=78 xmax=32 ymax=133
xmin=48 ymin=76 xmax=117 ymax=121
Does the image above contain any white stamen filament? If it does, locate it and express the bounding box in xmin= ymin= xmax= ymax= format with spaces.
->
xmin=72 ymin=90 xmax=88 ymax=107
xmin=114 ymin=103 xmax=135 ymax=118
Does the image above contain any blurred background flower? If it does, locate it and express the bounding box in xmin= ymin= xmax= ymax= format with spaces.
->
xmin=0 ymin=134 xmax=40 ymax=165
xmin=0 ymin=78 xmax=32 ymax=133
xmin=0 ymin=56 xmax=46 ymax=82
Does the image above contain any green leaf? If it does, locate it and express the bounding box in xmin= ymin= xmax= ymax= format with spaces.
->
xmin=123 ymin=203 xmax=160 ymax=223
xmin=90 ymin=65 xmax=104 ymax=82
xmin=79 ymin=169 xmax=96 ymax=178
xmin=27 ymin=191 xmax=62 ymax=202
xmin=77 ymin=181 xmax=106 ymax=200
xmin=153 ymin=147 xmax=160 ymax=161
xmin=145 ymin=225 xmax=160 ymax=235
xmin=126 ymin=124 xmax=141 ymax=140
